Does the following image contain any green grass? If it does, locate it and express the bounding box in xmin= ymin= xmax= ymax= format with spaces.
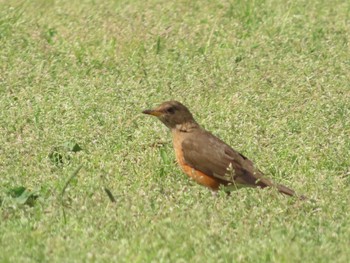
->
xmin=1 ymin=0 xmax=350 ymax=262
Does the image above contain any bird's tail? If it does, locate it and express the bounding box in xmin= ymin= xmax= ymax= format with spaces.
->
xmin=277 ymin=184 xmax=295 ymax=196
xmin=277 ymin=184 xmax=307 ymax=200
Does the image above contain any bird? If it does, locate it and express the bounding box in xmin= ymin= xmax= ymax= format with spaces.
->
xmin=142 ymin=100 xmax=303 ymax=198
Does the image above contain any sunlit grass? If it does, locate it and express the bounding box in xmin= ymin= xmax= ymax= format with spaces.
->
xmin=1 ymin=0 xmax=349 ymax=262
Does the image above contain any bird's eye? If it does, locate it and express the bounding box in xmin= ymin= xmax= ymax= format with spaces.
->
xmin=166 ymin=107 xmax=175 ymax=114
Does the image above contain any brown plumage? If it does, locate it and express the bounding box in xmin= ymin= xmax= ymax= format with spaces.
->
xmin=143 ymin=100 xmax=302 ymax=198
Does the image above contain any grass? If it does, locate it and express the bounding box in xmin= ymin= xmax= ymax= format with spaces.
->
xmin=1 ymin=0 xmax=350 ymax=262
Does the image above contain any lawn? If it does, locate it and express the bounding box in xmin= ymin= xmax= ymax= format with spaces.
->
xmin=1 ymin=0 xmax=349 ymax=262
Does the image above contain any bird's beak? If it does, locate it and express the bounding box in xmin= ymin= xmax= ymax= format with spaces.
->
xmin=142 ymin=109 xmax=163 ymax=117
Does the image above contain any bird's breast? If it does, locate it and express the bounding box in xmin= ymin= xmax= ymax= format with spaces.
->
xmin=172 ymin=131 xmax=221 ymax=190
xmin=172 ymin=131 xmax=187 ymax=167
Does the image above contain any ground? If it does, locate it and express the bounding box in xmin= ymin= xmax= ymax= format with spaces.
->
xmin=1 ymin=0 xmax=349 ymax=262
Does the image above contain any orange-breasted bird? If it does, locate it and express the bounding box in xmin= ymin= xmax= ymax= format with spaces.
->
xmin=143 ymin=100 xmax=303 ymax=198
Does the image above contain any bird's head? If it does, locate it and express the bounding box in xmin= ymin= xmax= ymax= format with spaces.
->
xmin=142 ymin=100 xmax=196 ymax=129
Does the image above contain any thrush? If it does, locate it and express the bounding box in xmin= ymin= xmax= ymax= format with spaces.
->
xmin=143 ymin=100 xmax=302 ymax=198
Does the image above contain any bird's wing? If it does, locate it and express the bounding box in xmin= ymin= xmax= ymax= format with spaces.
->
xmin=181 ymin=130 xmax=273 ymax=188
